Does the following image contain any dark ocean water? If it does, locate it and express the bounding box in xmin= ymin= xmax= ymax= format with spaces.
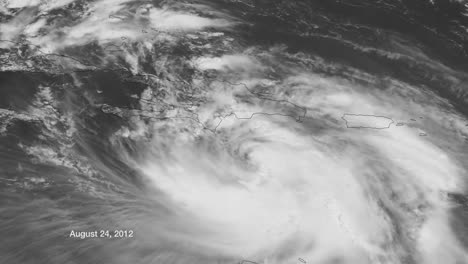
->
xmin=1 ymin=0 xmax=468 ymax=263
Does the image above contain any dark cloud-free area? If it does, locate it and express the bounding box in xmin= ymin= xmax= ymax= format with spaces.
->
xmin=1 ymin=1 xmax=468 ymax=264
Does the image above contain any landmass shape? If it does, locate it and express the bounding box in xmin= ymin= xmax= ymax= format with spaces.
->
xmin=342 ymin=114 xmax=394 ymax=129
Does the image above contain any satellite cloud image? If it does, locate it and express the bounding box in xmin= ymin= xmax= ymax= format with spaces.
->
xmin=1 ymin=0 xmax=468 ymax=263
